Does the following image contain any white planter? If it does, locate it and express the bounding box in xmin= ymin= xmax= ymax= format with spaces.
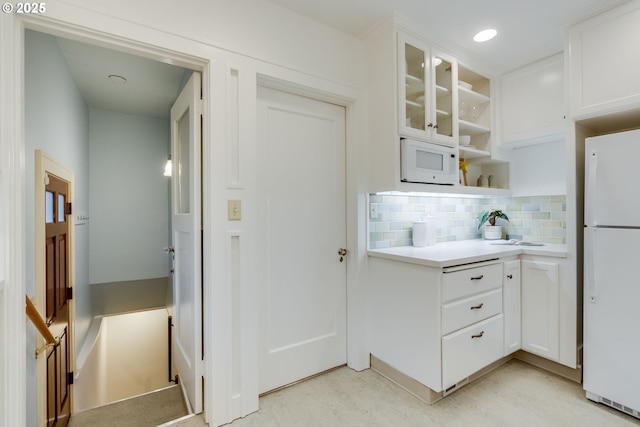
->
xmin=483 ymin=225 xmax=502 ymax=240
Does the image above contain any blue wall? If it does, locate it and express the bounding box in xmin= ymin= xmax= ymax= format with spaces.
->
xmin=24 ymin=29 xmax=91 ymax=427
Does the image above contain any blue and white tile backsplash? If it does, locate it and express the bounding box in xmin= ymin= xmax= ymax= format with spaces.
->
xmin=368 ymin=194 xmax=566 ymax=249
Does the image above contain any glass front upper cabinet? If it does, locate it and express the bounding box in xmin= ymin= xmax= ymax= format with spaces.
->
xmin=402 ymin=41 xmax=426 ymax=134
xmin=433 ymin=52 xmax=455 ymax=142
xmin=398 ymin=33 xmax=457 ymax=146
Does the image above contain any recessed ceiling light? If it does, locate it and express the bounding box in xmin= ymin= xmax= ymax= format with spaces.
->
xmin=473 ymin=29 xmax=497 ymax=43
xmin=108 ymin=74 xmax=127 ymax=84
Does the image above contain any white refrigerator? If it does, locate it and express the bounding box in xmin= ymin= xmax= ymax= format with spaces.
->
xmin=583 ymin=129 xmax=640 ymax=419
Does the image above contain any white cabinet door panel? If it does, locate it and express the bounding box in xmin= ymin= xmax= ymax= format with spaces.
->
xmin=569 ymin=1 xmax=640 ymax=118
xmin=503 ymin=259 xmax=521 ymax=356
xmin=521 ymin=260 xmax=559 ymax=361
xmin=502 ymin=53 xmax=564 ymax=145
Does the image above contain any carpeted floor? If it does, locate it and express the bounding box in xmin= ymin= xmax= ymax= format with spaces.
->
xmin=68 ymin=385 xmax=188 ymax=427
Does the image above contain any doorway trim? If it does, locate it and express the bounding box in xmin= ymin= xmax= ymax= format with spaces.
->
xmin=257 ymin=74 xmax=371 ymax=372
xmin=4 ymin=13 xmax=212 ymax=426
xmin=34 ymin=150 xmax=75 ymax=427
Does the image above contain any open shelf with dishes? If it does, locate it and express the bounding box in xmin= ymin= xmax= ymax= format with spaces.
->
xmin=457 ymin=64 xmax=509 ymax=190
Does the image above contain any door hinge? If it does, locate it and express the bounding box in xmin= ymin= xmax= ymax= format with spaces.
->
xmin=68 ymin=372 xmax=74 ymax=385
xmin=65 ymin=202 xmax=72 ymax=215
xmin=66 ymin=287 xmax=73 ymax=300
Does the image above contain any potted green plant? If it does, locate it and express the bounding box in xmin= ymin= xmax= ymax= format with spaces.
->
xmin=477 ymin=209 xmax=509 ymax=240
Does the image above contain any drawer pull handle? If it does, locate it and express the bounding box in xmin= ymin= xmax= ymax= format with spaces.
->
xmin=470 ymin=303 xmax=484 ymax=310
xmin=507 ymin=274 xmax=513 ymax=279
xmin=471 ymin=331 xmax=484 ymax=339
xmin=470 ymin=275 xmax=484 ymax=281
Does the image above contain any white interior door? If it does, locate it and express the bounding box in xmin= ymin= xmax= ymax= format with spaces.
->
xmin=257 ymin=86 xmax=347 ymax=394
xmin=170 ymin=71 xmax=202 ymax=413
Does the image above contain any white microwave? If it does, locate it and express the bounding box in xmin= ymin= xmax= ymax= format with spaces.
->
xmin=401 ymin=138 xmax=458 ymax=185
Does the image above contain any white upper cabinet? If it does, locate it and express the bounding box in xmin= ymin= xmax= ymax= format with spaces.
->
xmin=399 ymin=33 xmax=458 ymax=147
xmin=501 ymin=54 xmax=565 ymax=147
xmin=363 ymin=18 xmax=509 ymax=195
xmin=568 ymin=0 xmax=640 ymax=120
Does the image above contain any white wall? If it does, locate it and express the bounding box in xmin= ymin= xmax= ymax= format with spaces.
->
xmin=60 ymin=0 xmax=365 ymax=88
xmin=88 ymin=108 xmax=170 ymax=284
xmin=75 ymin=309 xmax=169 ymax=411
xmin=74 ymin=317 xmax=107 ymax=411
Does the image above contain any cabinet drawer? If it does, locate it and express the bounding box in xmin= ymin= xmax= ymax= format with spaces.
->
xmin=441 ymin=288 xmax=502 ymax=335
xmin=442 ymin=314 xmax=504 ymax=389
xmin=442 ymin=263 xmax=502 ymax=302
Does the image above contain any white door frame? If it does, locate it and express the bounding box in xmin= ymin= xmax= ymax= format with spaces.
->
xmin=1 ymin=13 xmax=212 ymax=427
xmin=257 ymin=75 xmax=370 ymax=374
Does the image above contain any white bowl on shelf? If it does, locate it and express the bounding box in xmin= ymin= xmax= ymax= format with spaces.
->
xmin=459 ymin=135 xmax=471 ymax=145
xmin=459 ymin=80 xmax=473 ymax=90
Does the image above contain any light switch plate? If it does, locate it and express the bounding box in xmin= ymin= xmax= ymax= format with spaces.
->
xmin=228 ymin=199 xmax=241 ymax=220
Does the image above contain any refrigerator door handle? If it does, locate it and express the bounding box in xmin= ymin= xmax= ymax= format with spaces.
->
xmin=585 ymin=227 xmax=597 ymax=303
xmin=586 ymin=150 xmax=598 ymax=227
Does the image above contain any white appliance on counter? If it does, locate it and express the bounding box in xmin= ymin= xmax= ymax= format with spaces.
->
xmin=400 ymin=138 xmax=458 ymax=185
xmin=583 ymin=129 xmax=640 ymax=419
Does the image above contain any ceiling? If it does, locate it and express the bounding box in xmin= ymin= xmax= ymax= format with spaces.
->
xmin=269 ymin=0 xmax=629 ymax=74
xmin=53 ymin=0 xmax=628 ymax=119
xmin=56 ymin=36 xmax=189 ymax=120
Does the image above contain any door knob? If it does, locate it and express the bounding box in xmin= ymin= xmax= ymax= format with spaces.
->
xmin=338 ymin=248 xmax=347 ymax=263
xmin=164 ymin=247 xmax=175 ymax=254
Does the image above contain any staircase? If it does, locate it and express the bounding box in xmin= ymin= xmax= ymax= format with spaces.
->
xmin=68 ymin=385 xmax=191 ymax=427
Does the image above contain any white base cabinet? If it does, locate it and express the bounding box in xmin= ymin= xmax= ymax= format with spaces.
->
xmin=369 ymin=257 xmax=442 ymax=391
xmin=520 ymin=256 xmax=576 ymax=368
xmin=503 ymin=259 xmax=521 ymax=355
xmin=521 ymin=259 xmax=559 ymax=361
xmin=369 ymin=251 xmax=577 ymax=399
xmin=369 ymin=257 xmax=505 ymax=394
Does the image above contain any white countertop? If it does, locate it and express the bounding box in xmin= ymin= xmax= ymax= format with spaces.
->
xmin=368 ymin=239 xmax=567 ymax=268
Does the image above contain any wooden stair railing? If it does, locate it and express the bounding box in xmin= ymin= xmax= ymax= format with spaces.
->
xmin=25 ymin=295 xmax=58 ymax=357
